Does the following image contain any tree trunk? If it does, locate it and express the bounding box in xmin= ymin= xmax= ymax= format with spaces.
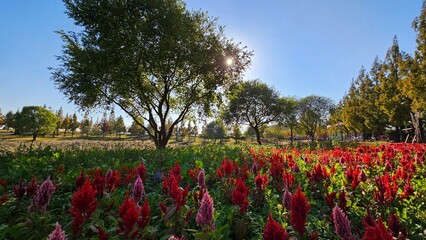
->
xmin=290 ymin=128 xmax=294 ymax=145
xmin=71 ymin=131 xmax=74 ymax=137
xmin=32 ymin=132 xmax=38 ymax=142
xmin=410 ymin=112 xmax=422 ymax=143
xmin=254 ymin=127 xmax=262 ymax=145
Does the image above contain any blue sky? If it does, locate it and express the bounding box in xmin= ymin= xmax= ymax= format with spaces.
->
xmin=0 ymin=0 xmax=423 ymax=125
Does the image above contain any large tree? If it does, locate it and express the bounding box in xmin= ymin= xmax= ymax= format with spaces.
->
xmin=14 ymin=106 xmax=58 ymax=141
xmin=70 ymin=113 xmax=79 ymax=137
xmin=400 ymin=2 xmax=426 ymax=142
xmin=298 ymin=95 xmax=334 ymax=142
xmin=377 ymin=37 xmax=411 ymax=141
xmin=224 ymin=79 xmax=280 ymax=145
xmin=277 ymin=97 xmax=299 ymax=145
xmin=52 ymin=0 xmax=251 ymax=149
xmin=4 ymin=111 xmax=15 ymax=131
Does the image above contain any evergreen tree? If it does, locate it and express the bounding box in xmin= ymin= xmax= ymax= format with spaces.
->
xmin=277 ymin=97 xmax=299 ymax=145
xmin=55 ymin=107 xmax=64 ymax=136
xmin=109 ymin=108 xmax=116 ymax=135
xmin=342 ymin=70 xmax=367 ymax=137
xmin=5 ymin=111 xmax=15 ymax=131
xmin=99 ymin=112 xmax=111 ymax=137
xmin=114 ymin=116 xmax=126 ymax=137
xmin=70 ymin=113 xmax=79 ymax=137
xmin=62 ymin=114 xmax=72 ymax=136
xmin=80 ymin=112 xmax=92 ymax=137
xmin=377 ymin=37 xmax=411 ymax=141
xmin=400 ymin=2 xmax=426 ymax=142
xmin=129 ymin=118 xmax=144 ymax=137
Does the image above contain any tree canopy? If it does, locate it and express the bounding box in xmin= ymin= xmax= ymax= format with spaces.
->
xmin=52 ymin=0 xmax=251 ymax=149
xmin=14 ymin=106 xmax=58 ymax=141
xmin=224 ymin=79 xmax=280 ymax=145
xmin=298 ymin=95 xmax=334 ymax=142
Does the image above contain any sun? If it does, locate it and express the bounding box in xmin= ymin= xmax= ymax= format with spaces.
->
xmin=226 ymin=58 xmax=233 ymax=66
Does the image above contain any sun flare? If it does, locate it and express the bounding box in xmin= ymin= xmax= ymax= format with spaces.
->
xmin=226 ymin=58 xmax=233 ymax=66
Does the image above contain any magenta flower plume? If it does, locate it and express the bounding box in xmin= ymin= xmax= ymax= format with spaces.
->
xmin=48 ymin=222 xmax=67 ymax=240
xmin=198 ymin=170 xmax=206 ymax=189
xmin=196 ymin=191 xmax=214 ymax=230
xmin=282 ymin=189 xmax=292 ymax=210
xmin=32 ymin=176 xmax=55 ymax=212
xmin=332 ymin=205 xmax=352 ymax=240
xmin=132 ymin=176 xmax=144 ymax=203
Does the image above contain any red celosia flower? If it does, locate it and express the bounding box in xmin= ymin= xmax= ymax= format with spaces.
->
xmin=309 ymin=232 xmax=319 ymax=239
xmin=98 ymin=226 xmax=108 ymax=240
xmin=0 ymin=180 xmax=6 ymax=187
xmin=358 ymin=170 xmax=367 ymax=182
xmin=91 ymin=169 xmax=105 ymax=197
xmin=255 ymin=173 xmax=268 ymax=191
xmin=401 ymin=182 xmax=414 ymax=199
xmin=232 ymin=178 xmax=250 ymax=214
xmin=332 ymin=205 xmax=352 ymax=240
xmin=221 ymin=157 xmax=234 ymax=176
xmin=105 ymin=169 xmax=121 ymax=193
xmin=48 ymin=222 xmax=67 ymax=240
xmin=362 ymin=207 xmax=375 ymax=228
xmin=0 ymin=195 xmax=9 ymax=205
xmin=363 ymin=216 xmax=393 ymax=240
xmin=282 ymin=171 xmax=294 ymax=190
xmin=118 ymin=196 xmax=139 ymax=235
xmin=26 ymin=176 xmax=38 ymax=197
xmin=176 ymin=185 xmax=190 ymax=210
xmin=338 ymin=190 xmax=348 ymax=212
xmin=160 ymin=202 xmax=167 ymax=215
xmin=373 ymin=174 xmax=397 ymax=205
xmin=325 ymin=192 xmax=337 ymax=209
xmin=170 ymin=162 xmax=182 ymax=183
xmin=306 ymin=164 xmax=329 ymax=184
xmin=75 ymin=168 xmax=86 ymax=189
xmin=387 ymin=212 xmax=401 ymax=238
xmin=70 ymin=179 xmax=97 ymax=235
xmin=136 ymin=162 xmax=147 ymax=182
xmin=290 ymin=184 xmax=310 ymax=236
xmin=263 ymin=213 xmax=288 ymax=240
xmin=138 ymin=198 xmax=150 ymax=229
xmin=13 ymin=181 xmax=26 ymax=199
xmin=216 ymin=168 xmax=223 ymax=179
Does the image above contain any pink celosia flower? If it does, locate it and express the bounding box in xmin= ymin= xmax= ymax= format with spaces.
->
xmin=132 ymin=176 xmax=144 ymax=203
xmin=198 ymin=170 xmax=206 ymax=189
xmin=48 ymin=222 xmax=67 ymax=240
xmin=332 ymin=205 xmax=352 ymax=240
xmin=282 ymin=189 xmax=292 ymax=210
xmin=31 ymin=176 xmax=55 ymax=212
xmin=196 ymin=191 xmax=214 ymax=230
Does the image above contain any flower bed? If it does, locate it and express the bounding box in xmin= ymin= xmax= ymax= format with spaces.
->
xmin=0 ymin=144 xmax=425 ymax=239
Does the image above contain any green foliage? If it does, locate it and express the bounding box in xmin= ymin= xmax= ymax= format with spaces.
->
xmin=298 ymin=95 xmax=335 ymax=141
xmin=224 ymin=79 xmax=280 ymax=145
xmin=377 ymin=37 xmax=411 ymax=131
xmin=51 ymin=0 xmax=252 ymax=149
xmin=204 ymin=120 xmax=226 ymax=141
xmin=14 ymin=106 xmax=58 ymax=141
